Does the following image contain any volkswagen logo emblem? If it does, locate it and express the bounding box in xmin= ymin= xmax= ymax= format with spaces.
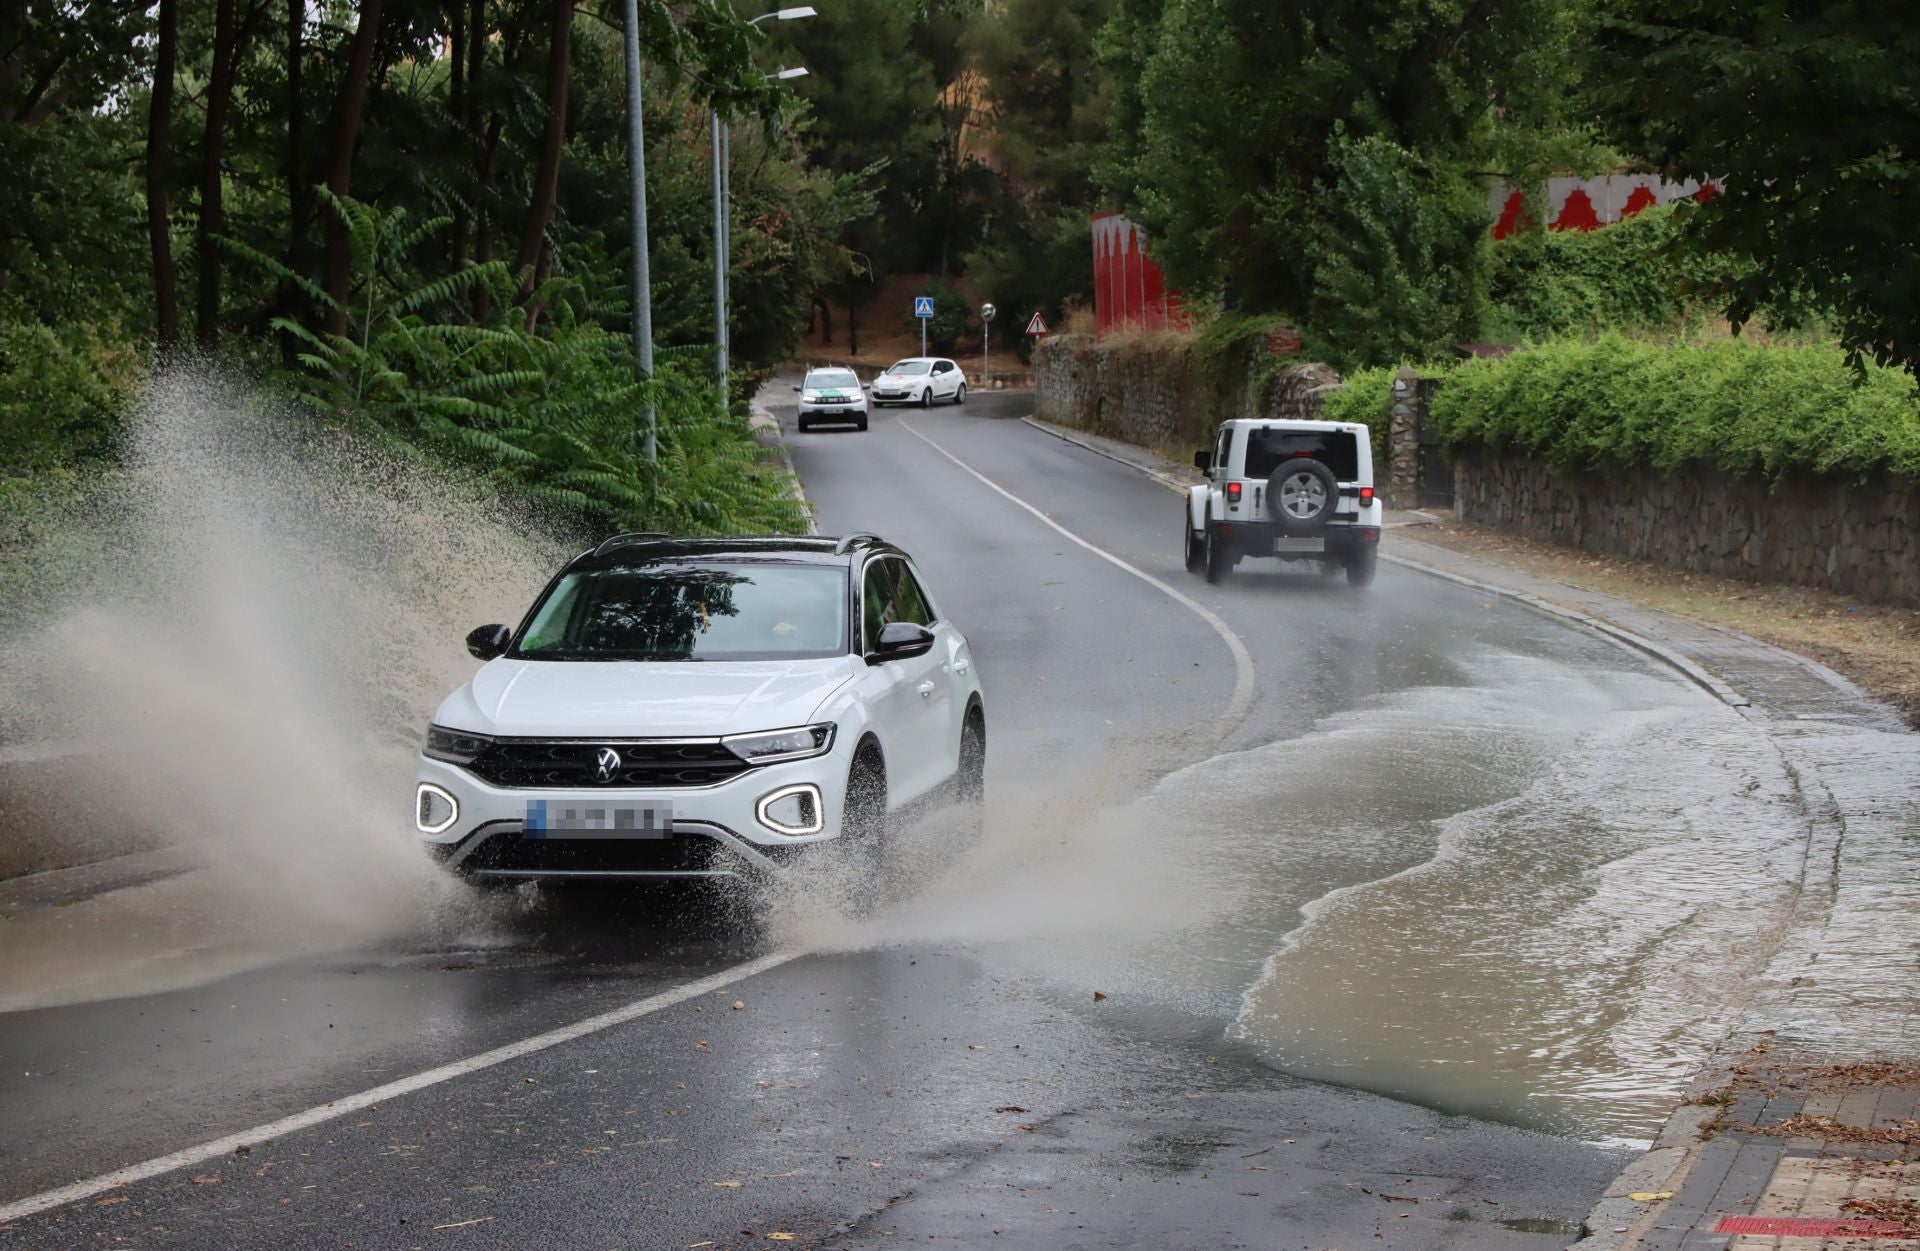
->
xmin=593 ymin=747 xmax=622 ymax=782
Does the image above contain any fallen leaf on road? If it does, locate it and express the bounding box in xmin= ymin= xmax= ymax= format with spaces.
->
xmin=992 ymin=1106 xmax=1028 ymax=1114
xmin=190 ymin=1175 xmax=219 ymax=1185
xmin=1093 ymin=991 xmax=1107 ymax=1002
xmin=1245 ymin=1166 xmax=1268 ymax=1172
xmin=768 ymin=1235 xmax=796 ymax=1242
xmin=696 ymin=1041 xmax=710 ymax=1050
xmin=232 ymin=1145 xmax=251 ymax=1157
xmin=433 ymin=1217 xmax=495 ymax=1231
xmin=1627 ymin=1191 xmax=1674 ymax=1202
xmin=868 ymin=1160 xmax=884 ymax=1169
xmin=733 ymin=1001 xmax=746 ymax=1011
xmin=711 ymin=1180 xmax=745 ymax=1188
xmin=688 ymin=1243 xmax=715 ymax=1248
xmin=1014 ymin=1124 xmax=1039 ymax=1132
xmin=94 ymin=1196 xmax=128 ymax=1206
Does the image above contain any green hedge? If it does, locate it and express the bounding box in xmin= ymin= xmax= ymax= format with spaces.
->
xmin=1433 ymin=336 xmax=1920 ymax=479
xmin=1319 ymin=364 xmax=1401 ymax=472
xmin=1486 ymin=203 xmax=1737 ymax=342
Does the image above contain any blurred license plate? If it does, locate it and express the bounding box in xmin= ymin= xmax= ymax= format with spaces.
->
xmin=524 ymin=801 xmax=673 ymax=839
xmin=1274 ymin=537 xmax=1325 ymax=553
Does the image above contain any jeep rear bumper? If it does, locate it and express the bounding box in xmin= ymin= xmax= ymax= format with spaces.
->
xmin=1213 ymin=520 xmax=1380 ymax=558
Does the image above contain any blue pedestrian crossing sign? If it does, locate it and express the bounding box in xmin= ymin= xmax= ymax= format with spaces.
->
xmin=914 ymin=296 xmax=935 ymax=319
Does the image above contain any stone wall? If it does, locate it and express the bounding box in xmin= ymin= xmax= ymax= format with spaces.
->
xmin=1455 ymin=447 xmax=1920 ymax=607
xmin=1033 ymin=334 xmax=1341 ymax=454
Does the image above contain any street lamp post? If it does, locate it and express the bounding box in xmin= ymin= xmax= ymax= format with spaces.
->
xmin=980 ymin=302 xmax=996 ymax=389
xmin=710 ymin=9 xmax=814 ymax=422
xmin=619 ymin=0 xmax=655 ymax=461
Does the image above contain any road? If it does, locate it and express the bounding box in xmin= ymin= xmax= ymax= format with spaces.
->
xmin=1 ymin=387 xmax=1819 ymax=1248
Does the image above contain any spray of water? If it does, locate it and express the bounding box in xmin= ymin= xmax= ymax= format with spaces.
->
xmin=0 ymin=367 xmax=565 ymax=1009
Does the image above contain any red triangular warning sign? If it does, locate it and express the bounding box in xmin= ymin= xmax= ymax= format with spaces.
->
xmin=1023 ymin=312 xmax=1050 ymax=336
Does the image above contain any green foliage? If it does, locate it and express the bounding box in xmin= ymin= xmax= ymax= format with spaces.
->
xmin=237 ymin=193 xmax=803 ymax=537
xmin=1487 ymin=204 xmax=1739 ymax=341
xmin=1319 ymin=364 xmax=1406 ymax=471
xmin=1112 ymin=0 xmax=1577 ymax=314
xmin=1592 ymin=3 xmax=1920 ymax=373
xmin=965 ymin=210 xmax=1090 ymax=362
xmin=0 ymin=321 xmax=141 ymax=478
xmin=1433 ymin=336 xmax=1920 ymax=480
xmin=902 ymin=278 xmax=971 ymax=354
xmin=1306 ymin=135 xmax=1489 ymax=368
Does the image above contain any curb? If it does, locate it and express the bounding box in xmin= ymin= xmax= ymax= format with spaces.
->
xmin=749 ymin=400 xmax=818 ymax=536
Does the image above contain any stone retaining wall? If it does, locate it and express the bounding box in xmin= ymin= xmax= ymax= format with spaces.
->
xmin=1455 ymin=447 xmax=1920 ymax=607
xmin=1033 ymin=334 xmax=1341 ymax=454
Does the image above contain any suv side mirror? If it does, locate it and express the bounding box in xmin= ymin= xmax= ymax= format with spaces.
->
xmin=1193 ymin=450 xmax=1212 ymax=471
xmin=871 ymin=621 xmax=935 ymax=662
xmin=466 ymin=624 xmax=511 ymax=661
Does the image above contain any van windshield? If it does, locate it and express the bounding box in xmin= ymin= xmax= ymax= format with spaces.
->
xmin=1244 ymin=429 xmax=1361 ymax=481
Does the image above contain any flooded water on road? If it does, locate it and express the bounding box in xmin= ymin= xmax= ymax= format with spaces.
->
xmin=856 ymin=645 xmax=1807 ymax=1147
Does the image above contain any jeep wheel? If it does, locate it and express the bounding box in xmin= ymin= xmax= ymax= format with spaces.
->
xmin=1269 ymin=458 xmax=1338 ymax=534
xmin=1346 ymin=547 xmax=1379 ymax=588
xmin=1204 ymin=522 xmax=1230 ymax=584
xmin=1183 ymin=510 xmax=1205 ymax=573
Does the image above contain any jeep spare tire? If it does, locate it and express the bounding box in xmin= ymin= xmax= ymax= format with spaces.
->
xmin=1268 ymin=457 xmax=1338 ymax=534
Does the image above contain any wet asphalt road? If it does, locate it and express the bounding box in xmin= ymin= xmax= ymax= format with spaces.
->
xmin=0 ymin=389 xmax=1670 ymax=1247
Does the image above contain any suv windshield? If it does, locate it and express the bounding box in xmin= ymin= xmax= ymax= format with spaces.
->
xmin=806 ymin=370 xmax=858 ymax=389
xmin=887 ymin=360 xmax=931 ymax=376
xmin=1244 ymin=428 xmax=1361 ymax=481
xmin=513 ymin=562 xmax=848 ymax=661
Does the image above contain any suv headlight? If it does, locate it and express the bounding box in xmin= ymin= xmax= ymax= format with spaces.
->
xmin=723 ymin=723 xmax=836 ymax=765
xmin=424 ymin=725 xmax=494 ymax=764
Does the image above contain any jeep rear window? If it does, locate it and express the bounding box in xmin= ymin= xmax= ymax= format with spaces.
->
xmin=513 ymin=563 xmax=849 ymax=661
xmin=1243 ymin=429 xmax=1360 ymax=481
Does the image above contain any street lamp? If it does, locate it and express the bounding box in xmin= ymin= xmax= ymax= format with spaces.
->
xmin=710 ymin=9 xmax=814 ymax=421
xmin=619 ymin=0 xmax=656 ymax=461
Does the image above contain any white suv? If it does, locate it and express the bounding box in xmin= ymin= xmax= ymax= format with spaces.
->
xmin=796 ymin=366 xmax=869 ymax=432
xmin=1183 ymin=419 xmax=1383 ymax=586
xmin=414 ymin=534 xmax=986 ymax=885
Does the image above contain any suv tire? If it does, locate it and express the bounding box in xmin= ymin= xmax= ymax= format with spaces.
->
xmin=1268 ymin=458 xmax=1338 ymax=534
xmin=1183 ymin=509 xmax=1205 ymax=572
xmin=1204 ymin=522 xmax=1230 ymax=584
xmin=1346 ymin=547 xmax=1378 ymax=588
xmin=856 ymin=414 xmax=869 ymax=431
xmin=841 ymin=744 xmax=889 ymax=906
xmin=955 ymin=709 xmax=986 ymax=843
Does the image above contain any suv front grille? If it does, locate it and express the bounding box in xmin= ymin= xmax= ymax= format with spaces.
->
xmin=466 ymin=739 xmax=752 ymax=789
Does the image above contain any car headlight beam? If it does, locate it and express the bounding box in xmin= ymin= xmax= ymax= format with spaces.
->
xmin=723 ymin=723 xmax=836 ymax=765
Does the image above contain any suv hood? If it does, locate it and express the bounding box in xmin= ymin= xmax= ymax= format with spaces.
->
xmin=437 ymin=656 xmax=859 ymax=738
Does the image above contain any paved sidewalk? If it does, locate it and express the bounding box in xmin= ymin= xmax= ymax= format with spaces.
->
xmin=1022 ymin=414 xmax=1920 ymax=1251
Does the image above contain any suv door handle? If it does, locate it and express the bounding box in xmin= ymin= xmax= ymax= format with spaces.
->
xmin=916 ymin=680 xmax=936 ymax=698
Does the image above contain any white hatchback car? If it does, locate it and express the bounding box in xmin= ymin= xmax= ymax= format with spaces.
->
xmin=871 ymin=357 xmax=966 ymax=407
xmin=796 ymin=366 xmax=869 ymax=432
xmin=414 ymin=534 xmax=986 ymax=885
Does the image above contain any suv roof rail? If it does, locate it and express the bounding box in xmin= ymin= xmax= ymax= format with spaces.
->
xmin=833 ymin=531 xmax=883 ymax=555
xmin=592 ymin=532 xmax=672 ymax=557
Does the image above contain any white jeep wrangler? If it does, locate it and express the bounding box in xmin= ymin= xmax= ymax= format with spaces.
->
xmin=1183 ymin=418 xmax=1382 ymax=586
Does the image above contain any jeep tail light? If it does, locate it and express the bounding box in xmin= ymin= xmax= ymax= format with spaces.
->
xmin=1226 ymin=482 xmax=1242 ymax=504
xmin=1359 ymin=486 xmax=1375 ymax=505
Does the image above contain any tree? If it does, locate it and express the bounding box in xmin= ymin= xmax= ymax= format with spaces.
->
xmin=1108 ymin=0 xmax=1571 ymax=316
xmin=516 ymin=0 xmax=573 ymax=296
xmin=1593 ymin=3 xmax=1920 ymax=372
xmin=320 ymin=0 xmax=385 ymax=337
xmin=146 ymin=0 xmax=180 ymax=349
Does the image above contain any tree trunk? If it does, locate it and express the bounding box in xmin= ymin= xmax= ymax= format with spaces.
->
xmin=449 ymin=2 xmax=467 ymax=273
xmin=847 ymin=300 xmax=859 ymax=355
xmin=814 ymin=296 xmax=832 ymax=344
xmin=515 ymin=0 xmax=572 ymax=295
xmin=147 ymin=0 xmax=180 ymax=352
xmin=195 ymin=0 xmax=240 ymax=348
xmin=321 ymin=0 xmax=386 ymax=337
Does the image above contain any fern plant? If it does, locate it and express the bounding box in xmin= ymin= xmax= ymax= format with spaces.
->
xmin=223 ymin=191 xmax=805 ymax=537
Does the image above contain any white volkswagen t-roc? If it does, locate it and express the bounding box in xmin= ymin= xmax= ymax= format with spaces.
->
xmin=414 ymin=533 xmax=986 ymax=885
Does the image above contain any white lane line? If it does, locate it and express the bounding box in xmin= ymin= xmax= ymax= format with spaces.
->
xmin=897 ymin=415 xmax=1255 ymax=742
xmin=0 ymin=950 xmax=801 ymax=1225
